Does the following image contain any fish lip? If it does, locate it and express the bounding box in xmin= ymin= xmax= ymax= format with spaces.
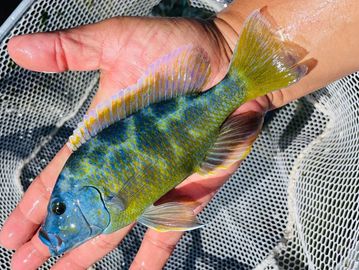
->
xmin=39 ymin=228 xmax=64 ymax=255
xmin=39 ymin=229 xmax=51 ymax=246
xmin=55 ymin=235 xmax=63 ymax=247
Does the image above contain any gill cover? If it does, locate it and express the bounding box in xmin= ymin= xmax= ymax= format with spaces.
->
xmin=40 ymin=186 xmax=110 ymax=255
xmin=78 ymin=186 xmax=111 ymax=233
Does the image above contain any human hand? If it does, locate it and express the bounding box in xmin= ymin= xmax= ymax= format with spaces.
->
xmin=0 ymin=14 xmax=250 ymax=270
xmin=1 ymin=0 xmax=359 ymax=269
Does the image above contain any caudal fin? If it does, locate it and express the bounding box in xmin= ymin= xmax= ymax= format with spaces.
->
xmin=228 ymin=9 xmax=309 ymax=101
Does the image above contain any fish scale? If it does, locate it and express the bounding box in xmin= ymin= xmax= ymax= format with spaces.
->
xmin=123 ymin=86 xmax=240 ymax=222
xmin=39 ymin=10 xmax=310 ymax=255
xmin=95 ymin=97 xmax=223 ymax=226
xmin=67 ymin=91 xmax=227 ymax=227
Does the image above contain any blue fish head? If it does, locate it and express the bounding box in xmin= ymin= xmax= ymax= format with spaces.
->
xmin=39 ymin=184 xmax=110 ymax=255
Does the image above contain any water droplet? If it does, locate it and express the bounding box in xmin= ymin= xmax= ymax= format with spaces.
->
xmin=40 ymin=159 xmax=47 ymax=164
xmin=19 ymin=135 xmax=23 ymax=139
xmin=18 ymin=113 xmax=23 ymax=118
xmin=28 ymin=178 xmax=34 ymax=182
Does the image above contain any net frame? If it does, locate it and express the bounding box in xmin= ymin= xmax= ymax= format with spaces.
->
xmin=0 ymin=1 xmax=357 ymax=269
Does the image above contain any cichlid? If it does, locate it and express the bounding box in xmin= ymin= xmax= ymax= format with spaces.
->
xmin=39 ymin=10 xmax=309 ymax=255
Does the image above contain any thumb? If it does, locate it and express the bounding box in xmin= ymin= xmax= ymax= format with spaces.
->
xmin=7 ymin=17 xmax=132 ymax=73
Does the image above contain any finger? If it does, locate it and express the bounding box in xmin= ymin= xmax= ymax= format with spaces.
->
xmin=11 ymin=231 xmax=50 ymax=270
xmin=0 ymin=146 xmax=71 ymax=249
xmin=235 ymin=97 xmax=271 ymax=114
xmin=52 ymin=225 xmax=133 ymax=270
xmin=129 ymin=162 xmax=243 ymax=270
xmin=11 ymin=225 xmax=132 ymax=270
xmin=130 ymin=230 xmax=183 ymax=270
xmin=7 ymin=18 xmax=123 ymax=73
xmin=129 ymin=168 xmax=238 ymax=270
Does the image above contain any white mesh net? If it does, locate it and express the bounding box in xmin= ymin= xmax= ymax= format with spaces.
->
xmin=0 ymin=1 xmax=358 ymax=270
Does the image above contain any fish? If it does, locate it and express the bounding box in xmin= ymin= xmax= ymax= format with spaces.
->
xmin=38 ymin=10 xmax=309 ymax=255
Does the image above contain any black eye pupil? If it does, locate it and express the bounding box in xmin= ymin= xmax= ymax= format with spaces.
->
xmin=52 ymin=201 xmax=66 ymax=215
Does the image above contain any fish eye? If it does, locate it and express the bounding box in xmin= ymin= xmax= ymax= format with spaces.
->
xmin=52 ymin=201 xmax=66 ymax=215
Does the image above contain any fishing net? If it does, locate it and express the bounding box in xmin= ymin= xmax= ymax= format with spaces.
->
xmin=0 ymin=1 xmax=357 ymax=269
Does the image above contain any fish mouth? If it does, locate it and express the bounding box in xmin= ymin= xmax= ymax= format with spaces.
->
xmin=39 ymin=229 xmax=64 ymax=255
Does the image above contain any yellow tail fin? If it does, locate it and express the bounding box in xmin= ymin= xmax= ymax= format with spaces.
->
xmin=228 ymin=10 xmax=309 ymax=101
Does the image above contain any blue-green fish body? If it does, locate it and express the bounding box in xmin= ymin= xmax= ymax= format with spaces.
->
xmin=39 ymin=10 xmax=308 ymax=255
xmin=63 ymin=83 xmax=243 ymax=230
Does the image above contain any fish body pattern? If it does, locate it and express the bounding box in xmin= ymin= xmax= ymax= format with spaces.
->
xmin=62 ymin=81 xmax=243 ymax=230
xmin=39 ymin=10 xmax=309 ymax=255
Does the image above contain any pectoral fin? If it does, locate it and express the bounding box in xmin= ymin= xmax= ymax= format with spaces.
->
xmin=102 ymin=190 xmax=127 ymax=212
xmin=138 ymin=202 xmax=203 ymax=232
xmin=198 ymin=111 xmax=264 ymax=175
xmin=107 ymin=195 xmax=126 ymax=211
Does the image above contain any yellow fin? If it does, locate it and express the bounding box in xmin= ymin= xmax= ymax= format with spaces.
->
xmin=67 ymin=46 xmax=211 ymax=151
xmin=198 ymin=111 xmax=264 ymax=175
xmin=138 ymin=202 xmax=203 ymax=232
xmin=228 ymin=9 xmax=309 ymax=102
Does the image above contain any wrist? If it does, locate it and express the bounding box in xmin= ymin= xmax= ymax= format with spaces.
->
xmin=213 ymin=0 xmax=359 ymax=109
xmin=213 ymin=1 xmax=265 ymax=52
xmin=213 ymin=10 xmax=243 ymax=52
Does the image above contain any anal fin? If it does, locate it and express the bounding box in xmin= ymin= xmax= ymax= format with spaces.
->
xmin=198 ymin=111 xmax=264 ymax=175
xmin=138 ymin=202 xmax=203 ymax=232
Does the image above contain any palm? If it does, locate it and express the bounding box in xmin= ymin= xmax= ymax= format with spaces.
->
xmin=0 ymin=17 xmax=265 ymax=270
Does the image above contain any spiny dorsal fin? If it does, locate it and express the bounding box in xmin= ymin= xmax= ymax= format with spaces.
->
xmin=67 ymin=46 xmax=211 ymax=151
xmin=198 ymin=111 xmax=264 ymax=175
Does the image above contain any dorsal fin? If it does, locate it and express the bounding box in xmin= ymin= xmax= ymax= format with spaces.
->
xmin=67 ymin=46 xmax=211 ymax=151
xmin=198 ymin=111 xmax=264 ymax=175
